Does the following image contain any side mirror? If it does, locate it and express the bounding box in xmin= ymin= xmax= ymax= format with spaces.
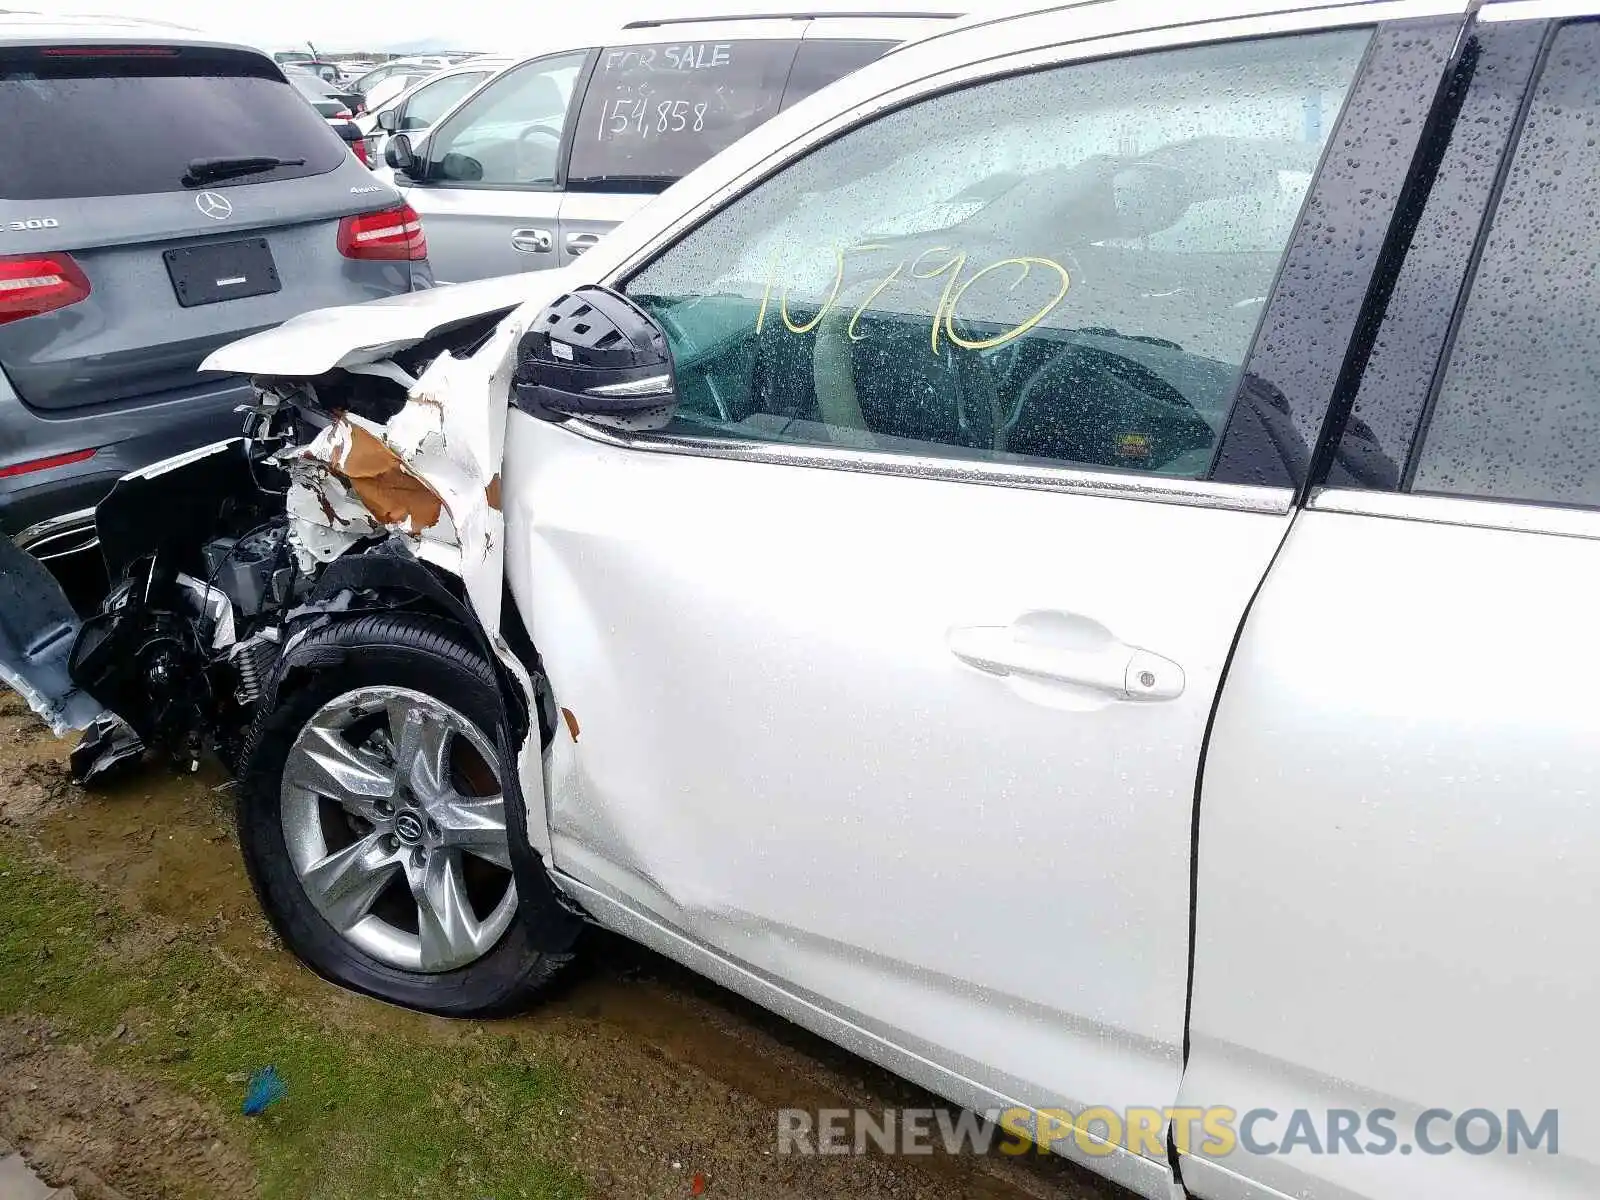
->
xmin=512 ymin=286 xmax=677 ymax=432
xmin=384 ymin=133 xmax=416 ymax=174
xmin=375 ymin=108 xmax=398 ymax=133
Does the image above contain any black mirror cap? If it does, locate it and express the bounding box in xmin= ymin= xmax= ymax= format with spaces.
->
xmin=513 ymin=286 xmax=677 ymax=432
xmin=385 ymin=133 xmax=416 ymax=173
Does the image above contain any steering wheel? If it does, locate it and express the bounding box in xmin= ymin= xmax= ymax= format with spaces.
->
xmin=1003 ymin=340 xmax=1213 ymax=469
xmin=517 ymin=122 xmax=562 ymax=147
xmin=513 ymin=122 xmax=563 ymax=181
xmin=811 ymin=265 xmax=1004 ymax=452
xmin=809 ymin=239 xmax=1092 ymax=452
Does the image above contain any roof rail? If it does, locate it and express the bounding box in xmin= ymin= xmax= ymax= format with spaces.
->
xmin=622 ymin=12 xmax=960 ymax=29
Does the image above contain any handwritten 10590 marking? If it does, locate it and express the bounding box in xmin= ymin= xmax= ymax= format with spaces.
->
xmin=755 ymin=245 xmax=1072 ymax=354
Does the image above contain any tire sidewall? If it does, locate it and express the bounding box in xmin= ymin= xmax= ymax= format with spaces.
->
xmin=238 ymin=623 xmax=551 ymax=1016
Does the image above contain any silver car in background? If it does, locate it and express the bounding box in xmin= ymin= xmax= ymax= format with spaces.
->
xmin=378 ymin=13 xmax=954 ymax=282
xmin=0 ymin=14 xmax=431 ymax=560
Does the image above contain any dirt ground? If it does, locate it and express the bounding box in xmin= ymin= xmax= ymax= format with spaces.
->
xmin=0 ymin=690 xmax=1124 ymax=1200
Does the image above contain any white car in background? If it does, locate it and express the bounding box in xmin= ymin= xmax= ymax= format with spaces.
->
xmin=357 ymin=69 xmax=432 ymax=116
xmin=349 ymin=57 xmax=447 ymax=113
xmin=400 ymin=54 xmax=456 ymax=71
xmin=357 ymin=57 xmax=513 ymax=165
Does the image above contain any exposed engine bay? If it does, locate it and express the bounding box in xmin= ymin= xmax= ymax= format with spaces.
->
xmin=25 ymin=299 xmax=538 ymax=785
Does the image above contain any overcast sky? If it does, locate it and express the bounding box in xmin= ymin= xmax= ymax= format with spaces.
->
xmin=24 ymin=0 xmax=970 ymax=53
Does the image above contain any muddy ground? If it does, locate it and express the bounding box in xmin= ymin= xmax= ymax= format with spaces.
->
xmin=0 ymin=690 xmax=1124 ymax=1200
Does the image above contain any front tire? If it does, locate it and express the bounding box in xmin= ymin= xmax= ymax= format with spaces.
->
xmin=237 ymin=614 xmax=571 ymax=1016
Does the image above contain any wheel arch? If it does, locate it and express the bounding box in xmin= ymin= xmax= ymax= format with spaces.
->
xmin=262 ymin=541 xmax=583 ymax=955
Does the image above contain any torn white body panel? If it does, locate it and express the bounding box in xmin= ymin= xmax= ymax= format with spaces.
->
xmin=225 ymin=275 xmax=571 ymax=847
xmin=204 ymin=264 xmax=578 ymax=633
xmin=270 ymin=304 xmax=536 ymax=633
xmin=200 ymin=269 xmax=571 ymax=377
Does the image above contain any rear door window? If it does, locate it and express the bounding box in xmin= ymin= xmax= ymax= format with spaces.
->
xmin=567 ymin=39 xmax=800 ymax=192
xmin=780 ymin=39 xmax=895 ymax=110
xmin=1409 ymin=20 xmax=1600 ymax=508
xmin=0 ymin=47 xmax=347 ymax=199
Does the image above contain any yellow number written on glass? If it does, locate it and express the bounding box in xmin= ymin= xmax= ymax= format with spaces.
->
xmin=754 ymin=245 xmax=1071 ymax=353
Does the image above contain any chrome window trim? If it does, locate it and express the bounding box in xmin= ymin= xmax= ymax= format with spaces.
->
xmin=1310 ymin=487 xmax=1600 ymax=540
xmin=890 ymin=0 xmax=1466 ymax=60
xmin=561 ymin=419 xmax=1293 ymax=514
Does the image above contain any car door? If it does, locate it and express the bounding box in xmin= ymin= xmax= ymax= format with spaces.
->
xmin=1179 ymin=10 xmax=1600 ymax=1200
xmin=398 ymin=50 xmax=590 ymax=283
xmin=555 ymin=33 xmax=802 ymax=266
xmin=507 ymin=10 xmax=1461 ymax=1194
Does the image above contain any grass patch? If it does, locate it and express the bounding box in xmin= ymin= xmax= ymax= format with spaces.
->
xmin=0 ymin=837 xmax=584 ymax=1200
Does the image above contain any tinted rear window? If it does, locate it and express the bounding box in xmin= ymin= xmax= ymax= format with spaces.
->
xmin=288 ymin=70 xmax=346 ymax=116
xmin=0 ymin=46 xmax=347 ymax=200
xmin=567 ymin=39 xmax=799 ymax=191
xmin=780 ymin=39 xmax=895 ymax=110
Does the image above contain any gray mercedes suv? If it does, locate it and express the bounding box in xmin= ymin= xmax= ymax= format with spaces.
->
xmin=0 ymin=14 xmax=431 ymax=560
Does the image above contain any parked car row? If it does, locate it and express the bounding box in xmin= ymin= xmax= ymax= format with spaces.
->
xmin=370 ymin=15 xmax=951 ymax=281
xmin=13 ymin=4 xmax=1596 ymax=1200
xmin=348 ymin=53 xmax=491 ymax=113
xmin=274 ymin=51 xmax=493 ymax=116
xmin=356 ymin=55 xmax=514 ymax=163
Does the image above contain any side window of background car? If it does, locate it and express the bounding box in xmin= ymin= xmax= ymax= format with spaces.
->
xmin=624 ymin=32 xmax=1369 ymax=478
xmin=779 ymin=39 xmax=896 ymax=111
xmin=566 ymin=40 xmax=800 ymax=192
xmin=423 ymin=53 xmax=587 ymax=187
xmin=1410 ymin=21 xmax=1600 ymax=508
xmin=401 ymin=71 xmax=486 ymax=132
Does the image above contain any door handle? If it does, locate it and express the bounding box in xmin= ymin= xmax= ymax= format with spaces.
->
xmin=510 ymin=227 xmax=553 ymax=254
xmin=948 ymin=621 xmax=1184 ymax=701
xmin=566 ymin=231 xmax=601 ymax=256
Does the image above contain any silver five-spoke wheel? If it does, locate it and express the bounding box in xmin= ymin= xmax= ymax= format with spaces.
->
xmin=280 ymin=685 xmax=518 ymax=973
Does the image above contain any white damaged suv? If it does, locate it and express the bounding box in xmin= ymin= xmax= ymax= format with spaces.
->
xmin=6 ymin=2 xmax=1600 ymax=1199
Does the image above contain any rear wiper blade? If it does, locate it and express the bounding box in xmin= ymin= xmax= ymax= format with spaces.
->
xmin=183 ymin=156 xmax=306 ymax=186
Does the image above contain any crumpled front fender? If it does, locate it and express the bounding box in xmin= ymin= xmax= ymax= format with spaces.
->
xmin=0 ymin=534 xmax=102 ymax=734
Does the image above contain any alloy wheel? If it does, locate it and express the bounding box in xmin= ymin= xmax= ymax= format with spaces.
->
xmin=279 ymin=686 xmax=519 ymax=973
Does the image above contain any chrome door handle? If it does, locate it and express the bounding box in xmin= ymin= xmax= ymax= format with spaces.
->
xmin=948 ymin=622 xmax=1184 ymax=701
xmin=511 ymin=227 xmax=553 ymax=254
xmin=565 ymin=231 xmax=601 ymax=256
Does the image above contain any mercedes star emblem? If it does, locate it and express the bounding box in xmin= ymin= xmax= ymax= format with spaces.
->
xmin=196 ymin=191 xmax=233 ymax=221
